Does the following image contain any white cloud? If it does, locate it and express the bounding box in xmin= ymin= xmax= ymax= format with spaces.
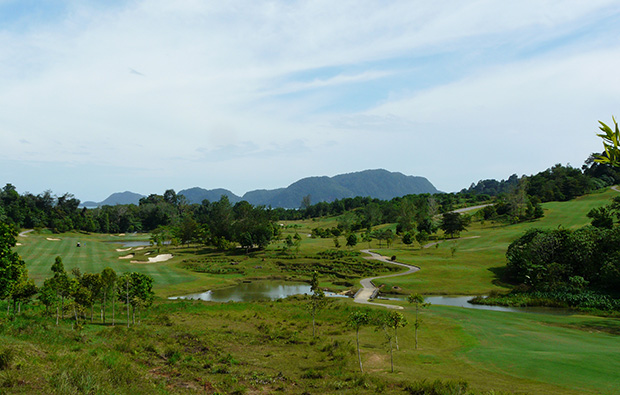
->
xmin=1 ymin=0 xmax=620 ymax=197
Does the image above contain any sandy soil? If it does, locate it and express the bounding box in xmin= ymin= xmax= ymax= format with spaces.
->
xmin=131 ymin=254 xmax=173 ymax=264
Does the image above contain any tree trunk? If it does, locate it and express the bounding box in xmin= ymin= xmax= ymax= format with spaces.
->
xmin=312 ymin=307 xmax=316 ymax=338
xmin=102 ymin=290 xmax=106 ymax=324
xmin=18 ymin=301 xmax=21 ymax=314
xmin=415 ymin=305 xmax=419 ymax=350
xmin=356 ymin=328 xmax=363 ymax=373
xmin=389 ymin=337 xmax=394 ymax=373
xmin=126 ymin=279 xmax=130 ymax=328
xmin=112 ymin=288 xmax=115 ymax=327
xmin=132 ymin=304 xmax=135 ymax=325
xmin=395 ymin=327 xmax=399 ymax=351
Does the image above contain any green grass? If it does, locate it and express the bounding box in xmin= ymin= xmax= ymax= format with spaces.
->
xmin=3 ymin=297 xmax=619 ymax=394
xmin=16 ymin=232 xmax=196 ymax=290
xmin=370 ymin=188 xmax=618 ymax=295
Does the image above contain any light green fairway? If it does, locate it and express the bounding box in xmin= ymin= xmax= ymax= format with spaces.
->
xmin=424 ymin=305 xmax=620 ymax=394
xmin=15 ymin=232 xmax=195 ymax=288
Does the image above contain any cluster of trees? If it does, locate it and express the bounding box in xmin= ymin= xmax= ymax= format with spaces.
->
xmin=1 ymin=223 xmax=154 ymax=326
xmin=0 ymin=186 xmax=279 ymax=252
xmin=506 ymin=227 xmax=620 ymax=294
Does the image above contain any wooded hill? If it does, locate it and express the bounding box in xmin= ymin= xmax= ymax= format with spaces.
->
xmin=81 ymin=169 xmax=438 ymax=209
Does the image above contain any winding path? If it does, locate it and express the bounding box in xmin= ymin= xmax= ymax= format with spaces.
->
xmin=353 ymin=204 xmax=490 ymax=309
xmin=353 ymin=249 xmax=420 ymax=309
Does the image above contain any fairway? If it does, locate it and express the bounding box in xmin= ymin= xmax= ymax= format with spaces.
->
xmin=15 ymin=232 xmax=195 ymax=288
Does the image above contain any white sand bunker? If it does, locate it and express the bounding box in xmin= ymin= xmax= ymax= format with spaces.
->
xmin=118 ymin=233 xmax=126 ymax=236
xmin=15 ymin=243 xmax=22 ymax=246
xmin=134 ymin=247 xmax=145 ymax=251
xmin=131 ymin=254 xmax=173 ymax=264
xmin=46 ymin=238 xmax=61 ymax=241
xmin=116 ymin=247 xmax=132 ymax=252
xmin=119 ymin=254 xmax=135 ymax=259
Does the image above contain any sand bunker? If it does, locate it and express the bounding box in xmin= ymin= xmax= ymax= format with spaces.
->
xmin=116 ymin=247 xmax=132 ymax=252
xmin=118 ymin=233 xmax=126 ymax=236
xmin=134 ymin=247 xmax=145 ymax=251
xmin=15 ymin=243 xmax=22 ymax=246
xmin=131 ymin=254 xmax=173 ymax=264
xmin=46 ymin=238 xmax=61 ymax=241
xmin=119 ymin=254 xmax=135 ymax=259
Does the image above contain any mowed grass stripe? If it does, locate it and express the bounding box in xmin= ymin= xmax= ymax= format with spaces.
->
xmin=15 ymin=232 xmax=197 ymax=287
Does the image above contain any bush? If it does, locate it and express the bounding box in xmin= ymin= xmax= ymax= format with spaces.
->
xmin=0 ymin=348 xmax=14 ymax=370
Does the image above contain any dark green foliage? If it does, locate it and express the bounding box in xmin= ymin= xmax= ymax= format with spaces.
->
xmin=505 ymin=226 xmax=620 ymax=310
xmin=0 ymin=347 xmax=14 ymax=370
xmin=439 ymin=212 xmax=470 ymax=238
xmin=0 ymin=222 xmax=25 ymax=301
xmin=275 ymin=254 xmax=399 ymax=279
xmin=403 ymin=379 xmax=469 ymax=395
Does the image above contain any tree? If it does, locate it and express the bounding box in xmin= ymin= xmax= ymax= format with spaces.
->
xmin=100 ymin=267 xmax=117 ymax=325
xmin=594 ymin=117 xmax=620 ymax=167
xmin=346 ymin=233 xmax=357 ymax=248
xmin=376 ymin=310 xmax=408 ymax=372
xmin=439 ymin=212 xmax=470 ymax=239
xmin=10 ymin=270 xmax=37 ymax=314
xmin=402 ymin=232 xmax=414 ymax=247
xmin=407 ymin=293 xmax=430 ymax=349
xmin=0 ymin=223 xmax=25 ymax=312
xmin=117 ymin=272 xmax=154 ymax=327
xmin=587 ymin=206 xmax=614 ymax=229
xmin=308 ymin=271 xmax=327 ymax=337
xmin=384 ymin=310 xmax=408 ymax=351
xmin=50 ymin=256 xmax=71 ymax=325
xmin=81 ymin=272 xmax=102 ymax=322
xmin=347 ymin=309 xmax=371 ymax=373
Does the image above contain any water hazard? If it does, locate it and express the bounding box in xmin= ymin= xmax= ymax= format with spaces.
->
xmin=171 ymin=282 xmax=571 ymax=315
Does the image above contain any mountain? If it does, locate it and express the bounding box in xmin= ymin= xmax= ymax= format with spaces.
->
xmin=178 ymin=187 xmax=241 ymax=204
xmin=80 ymin=169 xmax=438 ymax=209
xmin=241 ymin=169 xmax=437 ymax=208
xmin=81 ymin=191 xmax=145 ymax=208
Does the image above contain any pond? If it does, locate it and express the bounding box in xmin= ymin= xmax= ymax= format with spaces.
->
xmin=170 ymin=281 xmax=328 ymax=303
xmin=170 ymin=282 xmax=572 ymax=315
xmin=378 ymin=295 xmax=573 ymax=315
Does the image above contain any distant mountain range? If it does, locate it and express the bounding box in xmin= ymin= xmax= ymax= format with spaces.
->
xmin=80 ymin=169 xmax=438 ymax=209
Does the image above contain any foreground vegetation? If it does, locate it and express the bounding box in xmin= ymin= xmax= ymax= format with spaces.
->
xmin=2 ymin=294 xmax=619 ymax=394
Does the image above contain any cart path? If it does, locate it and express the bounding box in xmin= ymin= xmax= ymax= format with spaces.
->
xmin=353 ymin=249 xmax=420 ymax=309
xmin=18 ymin=229 xmax=34 ymax=237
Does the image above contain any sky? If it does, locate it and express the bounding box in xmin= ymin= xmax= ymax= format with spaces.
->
xmin=2 ymin=0 xmax=620 ymax=202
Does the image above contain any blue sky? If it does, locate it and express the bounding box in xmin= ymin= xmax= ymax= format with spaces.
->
xmin=2 ymin=1 xmax=620 ymax=201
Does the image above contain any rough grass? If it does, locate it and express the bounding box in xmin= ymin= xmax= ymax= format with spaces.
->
xmin=2 ymin=297 xmax=617 ymax=394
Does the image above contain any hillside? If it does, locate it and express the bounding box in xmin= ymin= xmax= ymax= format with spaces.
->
xmin=86 ymin=169 xmax=438 ymax=208
xmin=81 ymin=191 xmax=145 ymax=208
xmin=177 ymin=187 xmax=241 ymax=205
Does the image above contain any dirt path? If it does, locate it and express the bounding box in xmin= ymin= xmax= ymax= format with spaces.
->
xmin=353 ymin=250 xmax=420 ymax=309
xmin=18 ymin=229 xmax=34 ymax=237
xmin=423 ymin=235 xmax=481 ymax=248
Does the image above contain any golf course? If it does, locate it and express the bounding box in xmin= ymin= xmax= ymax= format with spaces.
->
xmin=1 ymin=186 xmax=618 ymax=394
